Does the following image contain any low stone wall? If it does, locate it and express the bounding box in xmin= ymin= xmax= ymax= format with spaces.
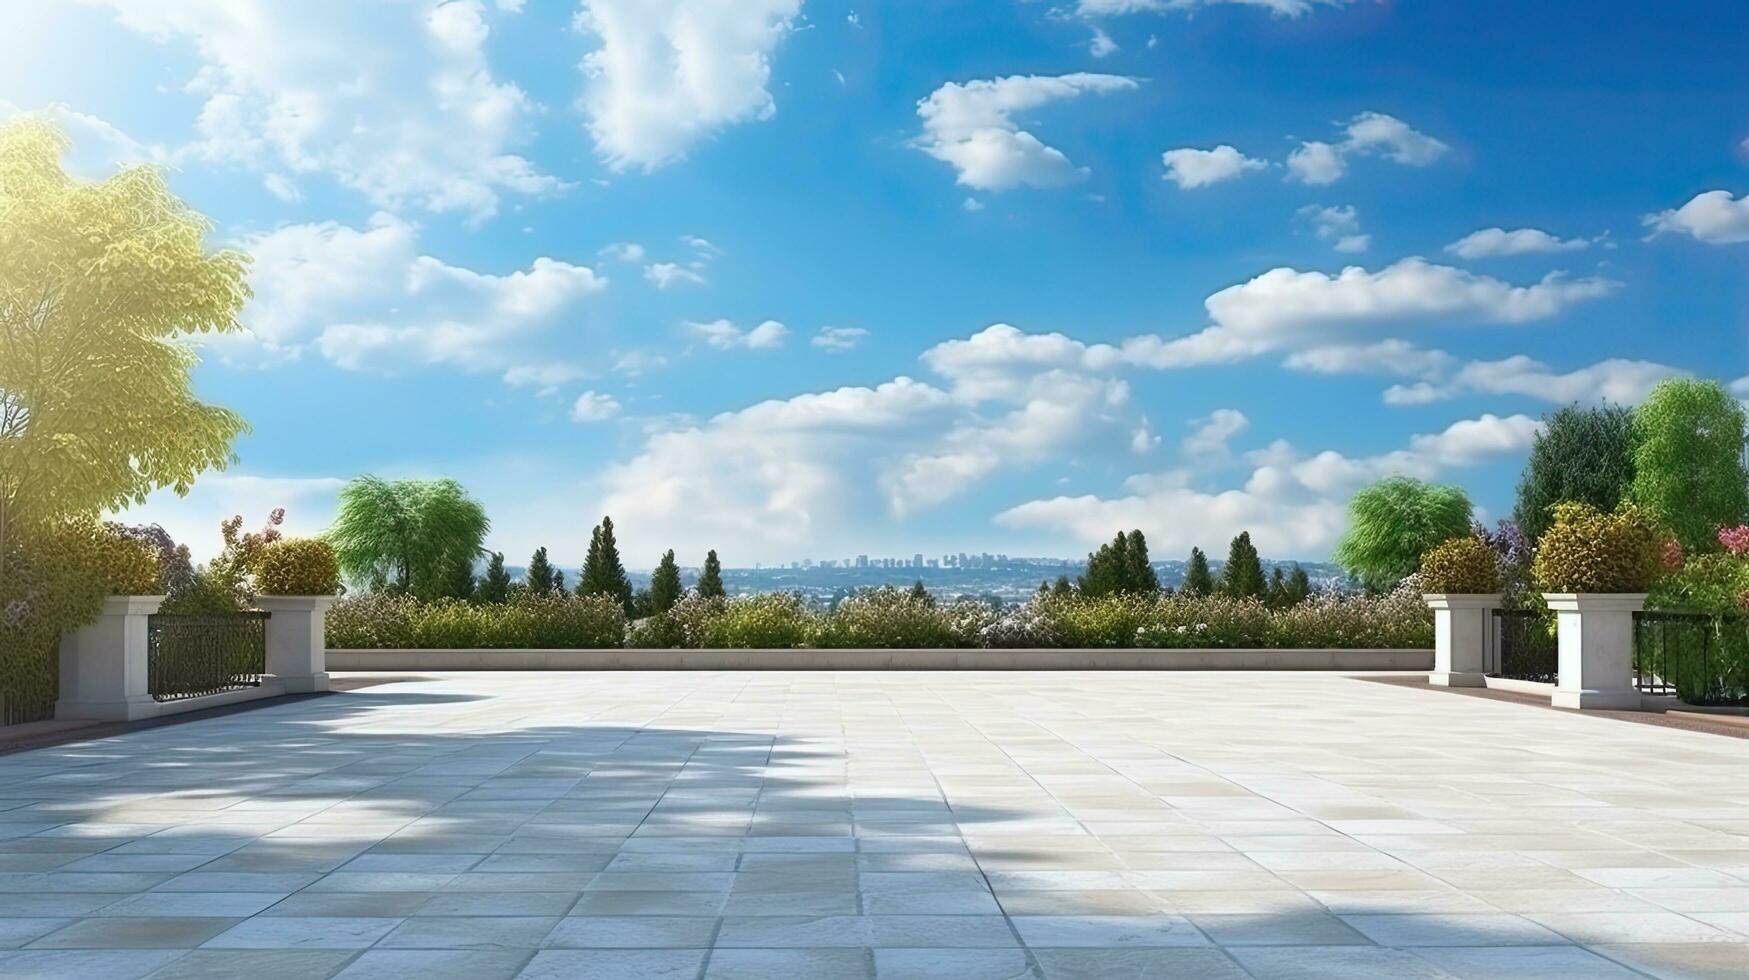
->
xmin=328 ymin=648 xmax=1432 ymax=671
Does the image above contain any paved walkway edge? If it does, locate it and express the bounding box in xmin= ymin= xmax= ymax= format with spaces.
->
xmin=327 ymin=647 xmax=1433 ymax=670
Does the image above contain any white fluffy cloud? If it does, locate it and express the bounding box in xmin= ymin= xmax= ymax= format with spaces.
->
xmin=1283 ymin=340 xmax=1456 ymax=380
xmin=1182 ymin=409 xmax=1249 ymax=457
xmin=914 ymin=73 xmax=1138 ymax=191
xmin=644 ymin=262 xmax=707 ymax=289
xmin=921 ymin=323 xmax=1121 ymax=401
xmin=1383 ymin=355 xmax=1686 ymax=407
xmin=1160 ymin=145 xmax=1266 ymax=189
xmin=574 ymin=0 xmax=802 ymax=171
xmin=1286 ymin=112 xmax=1449 ymax=185
xmin=1446 ymin=227 xmax=1592 ymax=259
xmin=1122 ymin=258 xmax=1618 ymax=368
xmin=689 ymin=318 xmax=790 ymax=350
xmin=571 ymin=390 xmax=623 ymax=422
xmin=1643 ymin=190 xmax=1749 ymax=245
xmin=84 ymin=0 xmax=563 ymax=221
xmin=999 ymin=411 xmax=1536 ymax=556
xmin=1299 ymin=204 xmax=1369 ymax=253
xmin=237 ymin=212 xmax=607 ymax=372
xmin=812 ymin=326 xmax=869 ymax=352
xmin=1076 ymin=0 xmax=1355 ymax=15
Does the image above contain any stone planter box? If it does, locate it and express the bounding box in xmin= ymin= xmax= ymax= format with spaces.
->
xmin=1423 ymin=593 xmax=1501 ymax=688
xmin=255 ymin=595 xmax=337 ymax=693
xmin=1543 ymin=592 xmax=1647 ymax=710
xmin=56 ymin=595 xmax=166 ymax=722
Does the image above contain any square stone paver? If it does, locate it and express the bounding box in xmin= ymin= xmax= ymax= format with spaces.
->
xmin=0 ymin=669 xmax=1739 ymax=975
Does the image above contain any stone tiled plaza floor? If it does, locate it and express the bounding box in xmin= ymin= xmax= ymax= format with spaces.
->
xmin=0 ymin=671 xmax=1745 ymax=979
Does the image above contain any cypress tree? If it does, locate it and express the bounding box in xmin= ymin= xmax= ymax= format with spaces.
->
xmin=697 ymin=549 xmax=725 ymax=598
xmin=649 ymin=549 xmax=683 ymax=614
xmin=578 ymin=516 xmax=634 ymax=612
xmin=1219 ymin=531 xmax=1266 ymax=599
xmin=476 ymin=552 xmax=511 ymax=604
xmin=1287 ymin=564 xmax=1311 ymax=607
xmin=908 ymin=579 xmax=934 ymax=607
xmin=1051 ymin=575 xmax=1075 ymax=597
xmin=525 ymin=546 xmax=556 ymax=594
xmin=1265 ymin=566 xmax=1287 ymax=608
xmin=440 ymin=554 xmax=476 ymax=600
xmin=1125 ymin=529 xmax=1159 ymax=593
xmin=1078 ymin=531 xmax=1129 ymax=598
xmin=1183 ymin=547 xmax=1214 ymax=597
xmin=553 ymin=568 xmax=565 ymax=593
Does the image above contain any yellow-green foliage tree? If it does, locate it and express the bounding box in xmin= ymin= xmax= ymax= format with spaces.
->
xmin=0 ymin=117 xmax=249 ymax=641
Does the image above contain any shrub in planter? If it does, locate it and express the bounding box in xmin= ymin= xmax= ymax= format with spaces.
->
xmin=1134 ymin=595 xmax=1272 ymax=649
xmin=979 ymin=597 xmax=1065 ymax=648
xmin=1532 ymin=501 xmax=1663 ymax=594
xmin=1419 ymin=536 xmax=1501 ymax=594
xmin=255 ymin=538 xmax=341 ymax=595
xmin=697 ymin=593 xmax=811 ymax=648
xmin=812 ymin=587 xmax=979 ymax=648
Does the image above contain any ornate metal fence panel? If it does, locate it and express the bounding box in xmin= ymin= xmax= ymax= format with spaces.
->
xmin=147 ymin=613 xmax=269 ymax=703
xmin=1634 ymin=611 xmax=1749 ymax=706
xmin=1490 ymin=609 xmax=1558 ymax=683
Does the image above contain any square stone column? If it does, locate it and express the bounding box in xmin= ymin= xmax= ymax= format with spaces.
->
xmin=255 ymin=596 xmax=336 ymax=694
xmin=1543 ymin=593 xmax=1646 ymax=710
xmin=1423 ymin=594 xmax=1501 ymax=687
xmin=56 ymin=596 xmax=165 ymax=722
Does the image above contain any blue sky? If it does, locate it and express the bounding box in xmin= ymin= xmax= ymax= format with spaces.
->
xmin=7 ymin=0 xmax=1747 ymax=567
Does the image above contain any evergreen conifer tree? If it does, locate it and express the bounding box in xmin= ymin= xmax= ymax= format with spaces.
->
xmin=649 ymin=549 xmax=683 ymax=614
xmin=1219 ymin=531 xmax=1266 ymax=599
xmin=1125 ymin=529 xmax=1160 ymax=593
xmin=1051 ymin=575 xmax=1075 ymax=597
xmin=1183 ymin=547 xmax=1214 ymax=597
xmin=1287 ymin=564 xmax=1311 ymax=606
xmin=1266 ymin=566 xmax=1287 ymax=608
xmin=525 ymin=546 xmax=555 ymax=594
xmin=908 ymin=579 xmax=934 ymax=606
xmin=440 ymin=555 xmax=475 ymax=600
xmin=477 ymin=552 xmax=511 ymax=604
xmin=554 ymin=569 xmax=565 ymax=593
xmin=697 ymin=549 xmax=725 ymax=598
xmin=578 ymin=516 xmax=634 ymax=612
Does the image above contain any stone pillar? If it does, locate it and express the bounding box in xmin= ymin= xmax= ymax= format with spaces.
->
xmin=1543 ymin=593 xmax=1646 ymax=710
xmin=1423 ymin=594 xmax=1500 ymax=687
xmin=255 ymin=596 xmax=336 ymax=694
xmin=56 ymin=596 xmax=165 ymax=722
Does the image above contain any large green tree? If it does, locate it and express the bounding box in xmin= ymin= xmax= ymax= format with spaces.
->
xmin=1182 ymin=547 xmax=1214 ymax=597
xmin=1630 ymin=378 xmax=1749 ymax=551
xmin=1078 ymin=530 xmax=1159 ymax=597
xmin=648 ymin=549 xmax=683 ymax=614
xmin=0 ymin=118 xmax=248 ymax=595
xmin=1219 ymin=531 xmax=1266 ymax=599
xmin=525 ymin=547 xmax=556 ymax=594
xmin=326 ymin=476 xmax=489 ymax=599
xmin=577 ymin=516 xmax=633 ymax=612
xmin=1334 ymin=476 xmax=1473 ymax=591
xmin=1513 ymin=403 xmax=1637 ymax=542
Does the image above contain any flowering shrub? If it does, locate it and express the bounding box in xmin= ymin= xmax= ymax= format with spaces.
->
xmin=695 ymin=593 xmax=812 ymax=648
xmin=326 ymin=591 xmax=625 ymax=648
xmin=979 ymin=597 xmax=1065 ymax=648
xmin=1649 ymin=553 xmax=1749 ymax=617
xmin=1474 ymin=520 xmax=1532 ymax=602
xmin=255 ymin=538 xmax=340 ymax=595
xmin=1419 ymin=536 xmax=1501 ymax=594
xmin=1661 ymin=538 xmax=1686 ymax=571
xmin=811 ymin=588 xmax=992 ymax=648
xmin=331 ymin=583 xmax=1434 ymax=650
xmin=1719 ymin=525 xmax=1749 ymax=557
xmin=1532 ymin=501 xmax=1664 ymax=593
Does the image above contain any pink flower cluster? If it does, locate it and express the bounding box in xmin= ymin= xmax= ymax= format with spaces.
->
xmin=1660 ymin=538 xmax=1685 ymax=570
xmin=1719 ymin=524 xmax=1749 ymax=557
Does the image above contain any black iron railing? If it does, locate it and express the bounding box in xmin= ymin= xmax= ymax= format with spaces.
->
xmin=146 ymin=613 xmax=268 ymax=702
xmin=1490 ymin=608 xmax=1558 ymax=683
xmin=1634 ymin=611 xmax=1749 ymax=706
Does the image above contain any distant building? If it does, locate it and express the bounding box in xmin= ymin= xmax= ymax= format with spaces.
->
xmin=912 ymin=553 xmax=923 ymax=567
xmin=856 ymin=555 xmax=868 ymax=568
